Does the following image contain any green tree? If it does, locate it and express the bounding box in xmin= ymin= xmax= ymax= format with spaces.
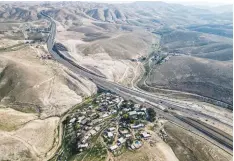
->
xmin=123 ymin=114 xmax=129 ymax=120
xmin=147 ymin=108 xmax=156 ymax=122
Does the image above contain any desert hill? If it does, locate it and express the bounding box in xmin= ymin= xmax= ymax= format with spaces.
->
xmin=160 ymin=30 xmax=233 ymax=61
xmin=146 ymin=55 xmax=233 ymax=105
xmin=0 ymin=44 xmax=96 ymax=118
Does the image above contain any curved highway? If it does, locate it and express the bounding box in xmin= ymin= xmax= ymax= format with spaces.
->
xmin=40 ymin=11 xmax=233 ymax=155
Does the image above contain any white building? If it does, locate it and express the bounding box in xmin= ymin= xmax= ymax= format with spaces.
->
xmin=137 ymin=112 xmax=145 ymax=115
xmin=134 ymin=104 xmax=140 ymax=109
xmin=90 ymin=130 xmax=96 ymax=136
xmin=108 ymin=127 xmax=116 ymax=132
xmin=107 ymin=132 xmax=114 ymax=138
xmin=102 ymin=113 xmax=109 ymax=118
xmin=125 ymin=134 xmax=132 ymax=138
xmin=78 ymin=143 xmax=89 ymax=149
xmin=129 ymin=111 xmax=137 ymax=116
xmin=77 ymin=116 xmax=85 ymax=123
xmin=117 ymin=137 xmax=126 ymax=144
xmin=69 ymin=118 xmax=76 ymax=123
xmin=131 ymin=124 xmax=144 ymax=129
xmin=94 ymin=126 xmax=101 ymax=132
xmin=141 ymin=132 xmax=151 ymax=138
xmin=109 ymin=145 xmax=118 ymax=151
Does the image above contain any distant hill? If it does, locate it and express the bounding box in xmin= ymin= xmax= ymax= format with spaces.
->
xmin=0 ymin=5 xmax=38 ymax=22
xmin=0 ymin=1 xmax=232 ymax=28
xmin=160 ymin=30 xmax=233 ymax=61
xmin=146 ymin=55 xmax=233 ymax=105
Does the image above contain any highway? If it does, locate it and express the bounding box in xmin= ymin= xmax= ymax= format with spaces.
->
xmin=40 ymin=11 xmax=233 ymax=155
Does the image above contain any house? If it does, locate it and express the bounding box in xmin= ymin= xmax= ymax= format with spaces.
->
xmin=77 ymin=132 xmax=81 ymax=137
xmin=87 ymin=122 xmax=94 ymax=126
xmin=81 ymin=119 xmax=88 ymax=125
xmin=109 ymin=145 xmax=118 ymax=151
xmin=141 ymin=108 xmax=147 ymax=112
xmin=84 ymin=126 xmax=91 ymax=131
xmin=134 ymin=104 xmax=140 ymax=108
xmin=141 ymin=132 xmax=151 ymax=138
xmin=111 ymin=110 xmax=117 ymax=114
xmin=82 ymin=135 xmax=90 ymax=143
xmin=131 ymin=124 xmax=144 ymax=129
xmin=129 ymin=111 xmax=137 ymax=116
xmin=102 ymin=113 xmax=109 ymax=118
xmin=108 ymin=127 xmax=116 ymax=132
xmin=117 ymin=137 xmax=126 ymax=145
xmin=92 ymin=119 xmax=100 ymax=125
xmin=88 ymin=105 xmax=93 ymax=109
xmin=78 ymin=143 xmax=89 ymax=149
xmin=80 ymin=111 xmax=87 ymax=115
xmin=125 ymin=134 xmax=132 ymax=138
xmin=69 ymin=118 xmax=76 ymax=123
xmin=107 ymin=132 xmax=114 ymax=138
xmin=77 ymin=116 xmax=85 ymax=123
xmin=137 ymin=112 xmax=145 ymax=116
xmin=130 ymin=144 xmax=136 ymax=150
xmin=130 ymin=140 xmax=142 ymax=149
xmin=119 ymin=129 xmax=129 ymax=135
xmin=123 ymin=108 xmax=131 ymax=112
xmin=90 ymin=130 xmax=97 ymax=136
xmin=90 ymin=113 xmax=98 ymax=119
xmin=94 ymin=126 xmax=101 ymax=132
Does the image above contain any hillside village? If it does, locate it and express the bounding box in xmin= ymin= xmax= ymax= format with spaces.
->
xmin=54 ymin=92 xmax=163 ymax=161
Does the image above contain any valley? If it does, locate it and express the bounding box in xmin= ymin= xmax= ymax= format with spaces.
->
xmin=0 ymin=1 xmax=232 ymax=161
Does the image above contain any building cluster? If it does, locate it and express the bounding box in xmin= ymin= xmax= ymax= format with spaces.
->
xmin=26 ymin=27 xmax=50 ymax=33
xmin=102 ymin=100 xmax=152 ymax=154
xmin=36 ymin=54 xmax=52 ymax=59
xmin=64 ymin=92 xmax=156 ymax=156
xmin=66 ymin=92 xmax=122 ymax=152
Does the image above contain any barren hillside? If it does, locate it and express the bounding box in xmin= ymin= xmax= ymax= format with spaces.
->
xmin=0 ymin=45 xmax=97 ymax=118
xmin=146 ymin=55 xmax=233 ymax=105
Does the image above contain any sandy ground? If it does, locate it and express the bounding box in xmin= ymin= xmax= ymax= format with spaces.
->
xmin=0 ymin=115 xmax=59 ymax=161
xmin=115 ymin=132 xmax=179 ymax=161
xmin=115 ymin=122 xmax=178 ymax=161
xmin=14 ymin=117 xmax=60 ymax=158
xmin=0 ymin=39 xmax=24 ymax=48
xmin=0 ymin=133 xmax=36 ymax=161
xmin=0 ymin=108 xmax=38 ymax=131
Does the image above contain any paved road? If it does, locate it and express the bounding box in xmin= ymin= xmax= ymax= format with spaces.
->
xmin=40 ymin=11 xmax=233 ymax=155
